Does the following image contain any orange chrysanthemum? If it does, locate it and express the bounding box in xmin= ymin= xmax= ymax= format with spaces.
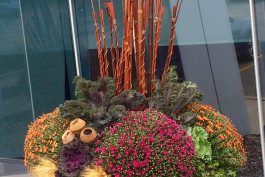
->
xmin=186 ymin=103 xmax=247 ymax=167
xmin=24 ymin=109 xmax=70 ymax=170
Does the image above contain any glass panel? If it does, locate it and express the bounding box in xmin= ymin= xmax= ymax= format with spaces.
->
xmin=226 ymin=0 xmax=263 ymax=176
xmin=226 ymin=0 xmax=261 ymax=137
xmin=0 ymin=0 xmax=33 ymax=159
xmin=226 ymin=0 xmax=251 ymax=43
xmin=20 ymin=0 xmax=76 ymax=117
xmin=172 ymin=0 xmax=251 ymax=135
xmin=255 ymin=0 xmax=265 ymax=98
xmin=0 ymin=0 xmax=76 ymax=160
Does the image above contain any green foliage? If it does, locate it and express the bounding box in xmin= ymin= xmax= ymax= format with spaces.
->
xmin=188 ymin=126 xmax=237 ymax=177
xmin=184 ymin=103 xmax=247 ymax=177
xmin=150 ymin=66 xmax=203 ymax=123
xmin=188 ymin=126 xmax=212 ymax=162
xmin=110 ymin=90 xmax=148 ymax=110
xmin=60 ymin=100 xmax=107 ymax=120
xmin=188 ymin=126 xmax=213 ymax=177
xmin=59 ymin=77 xmax=146 ymax=131
xmin=73 ymin=76 xmax=116 ymax=106
xmin=178 ymin=111 xmax=198 ymax=124
xmin=196 ymin=163 xmax=236 ymax=177
xmin=107 ymin=105 xmax=127 ymax=120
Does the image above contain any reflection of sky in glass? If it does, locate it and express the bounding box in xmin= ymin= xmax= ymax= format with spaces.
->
xmin=0 ymin=0 xmax=19 ymax=9
xmin=255 ymin=1 xmax=265 ymax=45
xmin=0 ymin=0 xmax=24 ymax=55
xmin=226 ymin=0 xmax=251 ymax=43
xmin=229 ymin=17 xmax=251 ymax=43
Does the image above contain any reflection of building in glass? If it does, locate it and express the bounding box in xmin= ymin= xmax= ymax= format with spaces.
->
xmin=226 ymin=0 xmax=265 ymax=135
xmin=173 ymin=0 xmax=251 ymax=135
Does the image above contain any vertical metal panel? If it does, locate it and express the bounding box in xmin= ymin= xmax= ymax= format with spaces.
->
xmin=249 ymin=0 xmax=265 ymax=174
xmin=68 ymin=0 xmax=82 ymax=76
xmin=19 ymin=0 xmax=36 ymax=120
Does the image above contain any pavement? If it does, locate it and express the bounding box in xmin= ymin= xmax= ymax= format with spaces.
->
xmin=0 ymin=162 xmax=28 ymax=177
xmin=245 ymin=97 xmax=265 ymax=134
xmin=239 ymin=57 xmax=265 ymax=134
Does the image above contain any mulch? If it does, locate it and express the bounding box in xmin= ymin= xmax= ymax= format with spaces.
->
xmin=238 ymin=135 xmax=263 ymax=177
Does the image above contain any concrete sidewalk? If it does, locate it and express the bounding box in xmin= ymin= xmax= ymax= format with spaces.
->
xmin=0 ymin=162 xmax=28 ymax=177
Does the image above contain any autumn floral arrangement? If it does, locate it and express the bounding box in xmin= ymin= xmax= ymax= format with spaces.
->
xmin=24 ymin=0 xmax=246 ymax=176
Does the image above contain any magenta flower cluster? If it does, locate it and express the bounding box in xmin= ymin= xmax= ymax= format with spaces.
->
xmin=95 ymin=109 xmax=195 ymax=177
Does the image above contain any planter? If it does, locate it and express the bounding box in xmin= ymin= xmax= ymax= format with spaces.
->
xmin=69 ymin=118 xmax=86 ymax=134
xmin=62 ymin=130 xmax=75 ymax=144
xmin=80 ymin=127 xmax=97 ymax=144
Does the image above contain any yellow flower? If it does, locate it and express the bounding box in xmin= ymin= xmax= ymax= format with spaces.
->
xmin=81 ymin=166 xmax=110 ymax=177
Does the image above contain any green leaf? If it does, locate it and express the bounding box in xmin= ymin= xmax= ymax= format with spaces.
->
xmin=150 ymin=66 xmax=203 ymax=123
xmin=188 ymin=126 xmax=212 ymax=162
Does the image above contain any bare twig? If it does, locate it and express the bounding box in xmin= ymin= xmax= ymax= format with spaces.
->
xmin=90 ymin=0 xmax=181 ymax=96
xmin=162 ymin=0 xmax=182 ymax=81
xmin=137 ymin=0 xmax=146 ymax=95
xmin=91 ymin=0 xmax=105 ymax=78
xmin=151 ymin=2 xmax=164 ymax=94
xmin=124 ymin=0 xmax=133 ymax=90
xmin=105 ymin=1 xmax=116 ymax=77
xmin=98 ymin=0 xmax=109 ymax=76
xmin=148 ymin=0 xmax=154 ymax=97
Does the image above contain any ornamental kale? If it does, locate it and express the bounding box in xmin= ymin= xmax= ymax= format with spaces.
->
xmin=58 ymin=139 xmax=92 ymax=177
xmin=59 ymin=77 xmax=147 ymax=131
xmin=150 ymin=66 xmax=203 ymax=123
xmin=188 ymin=126 xmax=212 ymax=162
xmin=188 ymin=126 xmax=214 ymax=176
